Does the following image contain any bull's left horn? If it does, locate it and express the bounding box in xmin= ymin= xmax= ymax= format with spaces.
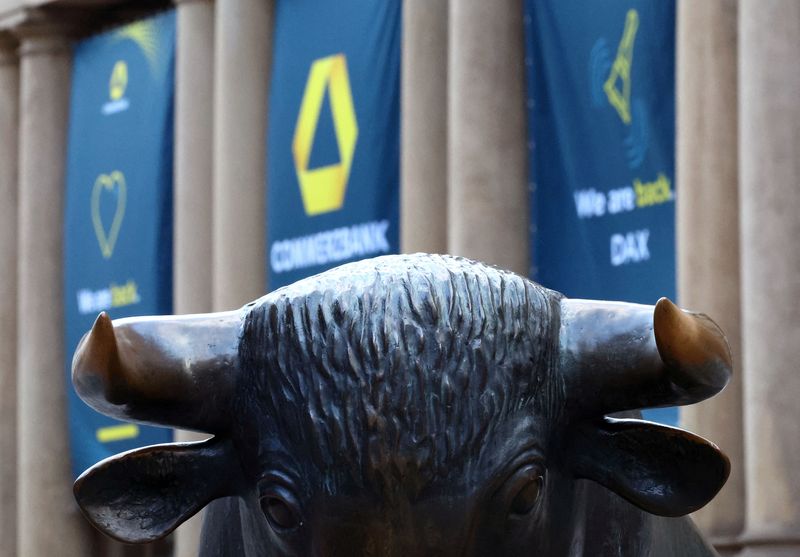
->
xmin=72 ymin=309 xmax=245 ymax=433
xmin=559 ymin=297 xmax=732 ymax=418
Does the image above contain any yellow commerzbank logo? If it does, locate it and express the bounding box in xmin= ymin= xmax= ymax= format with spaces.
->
xmin=292 ymin=54 xmax=358 ymax=216
xmin=104 ymin=60 xmax=130 ymax=115
xmin=109 ymin=60 xmax=128 ymax=101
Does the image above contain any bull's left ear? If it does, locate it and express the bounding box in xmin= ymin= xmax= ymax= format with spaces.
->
xmin=565 ymin=418 xmax=730 ymax=517
xmin=74 ymin=438 xmax=242 ymax=543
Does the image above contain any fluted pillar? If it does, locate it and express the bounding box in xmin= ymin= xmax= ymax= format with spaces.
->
xmin=212 ymin=0 xmax=272 ymax=308
xmin=16 ymin=24 xmax=92 ymax=556
xmin=676 ymin=1 xmax=743 ymax=554
xmin=401 ymin=0 xmax=448 ymax=254
xmin=740 ymin=2 xmax=800 ymax=555
xmin=173 ymin=0 xmax=215 ymax=555
xmin=0 ymin=34 xmax=19 ymax=557
xmin=447 ymin=0 xmax=528 ymax=274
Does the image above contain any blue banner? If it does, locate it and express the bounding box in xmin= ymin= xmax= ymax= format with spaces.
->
xmin=63 ymin=11 xmax=176 ymax=477
xmin=525 ymin=1 xmax=675 ymax=302
xmin=524 ymin=2 xmax=677 ymax=424
xmin=267 ymin=0 xmax=401 ymax=289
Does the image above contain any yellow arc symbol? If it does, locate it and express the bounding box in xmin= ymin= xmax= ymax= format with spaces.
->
xmin=292 ymin=54 xmax=358 ymax=216
xmin=91 ymin=171 xmax=127 ymax=259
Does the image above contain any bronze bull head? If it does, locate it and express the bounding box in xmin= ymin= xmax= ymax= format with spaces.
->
xmin=71 ymin=254 xmax=731 ymax=556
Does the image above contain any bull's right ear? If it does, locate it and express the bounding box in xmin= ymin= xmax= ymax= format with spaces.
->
xmin=74 ymin=437 xmax=242 ymax=543
xmin=564 ymin=418 xmax=730 ymax=517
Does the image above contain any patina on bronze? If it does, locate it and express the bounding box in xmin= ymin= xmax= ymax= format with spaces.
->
xmin=71 ymin=254 xmax=731 ymax=556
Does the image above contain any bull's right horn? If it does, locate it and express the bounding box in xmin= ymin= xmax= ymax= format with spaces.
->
xmin=559 ymin=297 xmax=732 ymax=418
xmin=72 ymin=309 xmax=245 ymax=433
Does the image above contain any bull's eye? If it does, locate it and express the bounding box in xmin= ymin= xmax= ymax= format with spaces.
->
xmin=497 ymin=464 xmax=544 ymax=519
xmin=261 ymin=495 xmax=302 ymax=531
xmin=509 ymin=476 xmax=543 ymax=516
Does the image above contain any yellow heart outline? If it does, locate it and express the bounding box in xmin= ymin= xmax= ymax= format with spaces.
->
xmin=91 ymin=171 xmax=127 ymax=259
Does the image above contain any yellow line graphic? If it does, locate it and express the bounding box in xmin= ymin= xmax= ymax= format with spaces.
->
xmin=604 ymin=9 xmax=639 ymax=125
xmin=114 ymin=20 xmax=160 ymax=75
xmin=96 ymin=424 xmax=140 ymax=443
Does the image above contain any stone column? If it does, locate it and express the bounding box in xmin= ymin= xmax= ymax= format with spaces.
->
xmin=0 ymin=34 xmax=19 ymax=557
xmin=401 ymin=0 xmax=448 ymax=254
xmin=173 ymin=1 xmax=215 ymax=555
xmin=740 ymin=2 xmax=800 ymax=556
xmin=175 ymin=0 xmax=214 ymax=316
xmin=676 ymin=1 xmax=744 ymax=554
xmin=212 ymin=0 xmax=272 ymax=309
xmin=15 ymin=24 xmax=92 ymax=556
xmin=447 ymin=0 xmax=528 ymax=275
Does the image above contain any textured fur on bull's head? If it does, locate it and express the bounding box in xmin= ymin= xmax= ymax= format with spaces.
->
xmin=72 ymin=254 xmax=731 ymax=555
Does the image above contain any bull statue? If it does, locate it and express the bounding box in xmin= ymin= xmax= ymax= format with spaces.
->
xmin=71 ymin=254 xmax=732 ymax=556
